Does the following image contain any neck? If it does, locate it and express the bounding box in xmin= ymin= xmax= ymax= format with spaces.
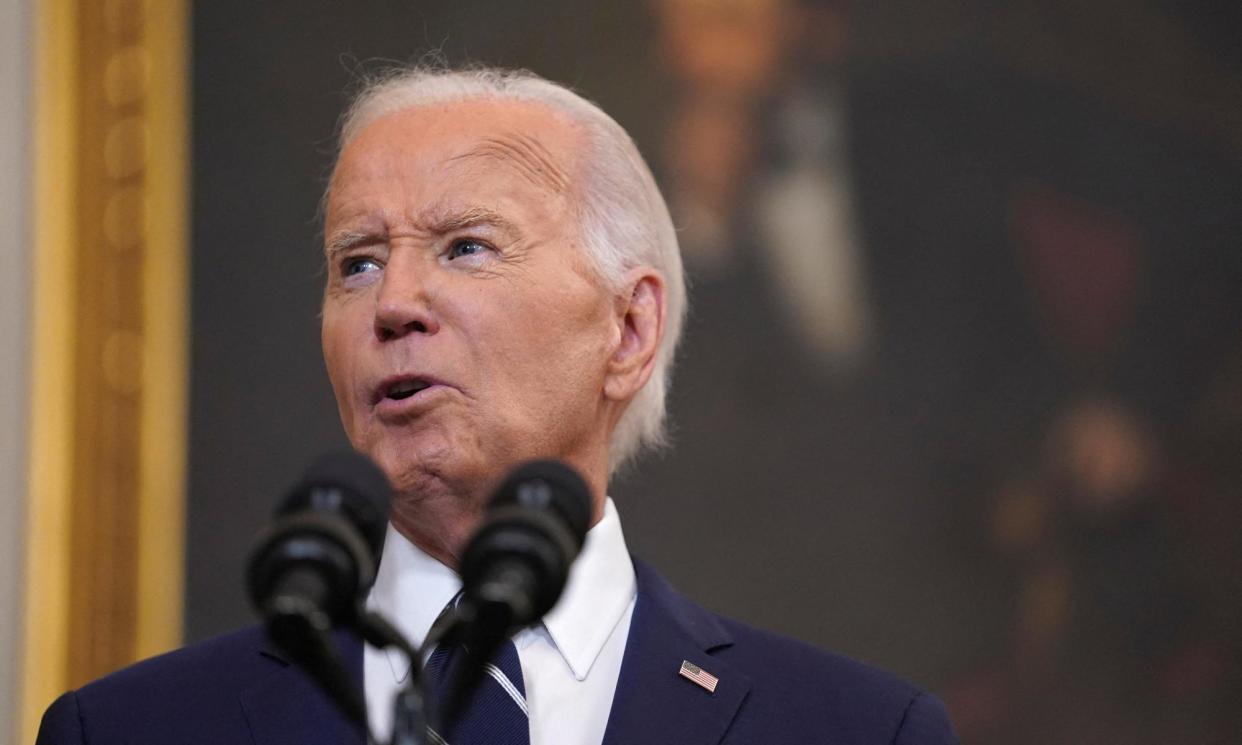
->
xmin=388 ymin=454 xmax=610 ymax=571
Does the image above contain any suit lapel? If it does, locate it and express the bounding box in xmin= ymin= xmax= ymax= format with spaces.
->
xmin=239 ymin=629 xmax=367 ymax=745
xmin=602 ymin=560 xmax=751 ymax=745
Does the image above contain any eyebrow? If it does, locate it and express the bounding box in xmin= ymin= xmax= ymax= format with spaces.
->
xmin=324 ymin=228 xmax=383 ymax=261
xmin=324 ymin=206 xmax=522 ymax=262
xmin=423 ymin=205 xmax=522 ymax=237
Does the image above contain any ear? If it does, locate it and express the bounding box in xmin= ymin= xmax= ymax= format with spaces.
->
xmin=603 ymin=269 xmax=666 ymax=403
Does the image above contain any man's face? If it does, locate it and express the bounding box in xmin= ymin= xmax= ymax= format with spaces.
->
xmin=321 ymin=100 xmax=618 ymax=508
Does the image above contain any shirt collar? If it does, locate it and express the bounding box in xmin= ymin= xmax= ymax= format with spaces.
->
xmin=367 ymin=520 xmax=461 ymax=683
xmin=367 ymin=497 xmax=635 ymax=684
xmin=539 ymin=497 xmax=636 ymax=681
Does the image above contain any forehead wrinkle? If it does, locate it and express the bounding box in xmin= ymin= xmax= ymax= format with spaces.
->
xmin=450 ymin=132 xmax=574 ymax=196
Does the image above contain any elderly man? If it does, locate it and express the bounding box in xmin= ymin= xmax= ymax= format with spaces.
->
xmin=37 ymin=67 xmax=957 ymax=745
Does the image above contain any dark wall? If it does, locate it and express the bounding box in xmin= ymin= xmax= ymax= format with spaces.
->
xmin=190 ymin=3 xmax=1242 ymax=743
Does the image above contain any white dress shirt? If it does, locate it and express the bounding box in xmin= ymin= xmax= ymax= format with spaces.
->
xmin=364 ymin=498 xmax=637 ymax=745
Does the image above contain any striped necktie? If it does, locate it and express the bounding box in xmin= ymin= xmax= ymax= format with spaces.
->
xmin=425 ymin=599 xmax=530 ymax=745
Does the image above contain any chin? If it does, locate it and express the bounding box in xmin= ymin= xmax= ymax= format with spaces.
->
xmin=364 ymin=429 xmax=467 ymax=498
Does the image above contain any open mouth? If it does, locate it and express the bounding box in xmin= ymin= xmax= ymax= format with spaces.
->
xmin=385 ymin=378 xmax=432 ymax=401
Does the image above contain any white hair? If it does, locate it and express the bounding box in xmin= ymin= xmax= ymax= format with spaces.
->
xmin=331 ymin=66 xmax=687 ymax=473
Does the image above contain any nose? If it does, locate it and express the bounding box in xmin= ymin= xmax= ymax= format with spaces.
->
xmin=373 ymin=262 xmax=440 ymax=342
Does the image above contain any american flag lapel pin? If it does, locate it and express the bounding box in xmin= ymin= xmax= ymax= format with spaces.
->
xmin=679 ymin=660 xmax=719 ymax=693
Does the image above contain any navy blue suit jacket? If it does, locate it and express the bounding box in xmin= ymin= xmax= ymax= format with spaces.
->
xmin=37 ymin=559 xmax=957 ymax=744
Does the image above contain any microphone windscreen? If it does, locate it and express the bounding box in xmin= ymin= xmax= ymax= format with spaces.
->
xmin=280 ymin=450 xmax=392 ymax=556
xmin=490 ymin=459 xmax=592 ymax=548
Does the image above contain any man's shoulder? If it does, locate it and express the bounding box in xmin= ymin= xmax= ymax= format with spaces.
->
xmin=628 ymin=559 xmax=957 ymax=744
xmin=712 ymin=612 xmax=956 ymax=740
xmin=716 ymin=611 xmax=919 ymax=695
xmin=79 ymin=624 xmax=275 ymax=699
xmin=38 ymin=626 xmax=286 ymax=745
xmin=633 ymin=557 xmax=919 ymax=696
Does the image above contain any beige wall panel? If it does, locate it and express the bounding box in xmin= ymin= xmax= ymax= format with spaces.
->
xmin=20 ymin=0 xmax=188 ymax=741
xmin=0 ymin=0 xmax=31 ymax=741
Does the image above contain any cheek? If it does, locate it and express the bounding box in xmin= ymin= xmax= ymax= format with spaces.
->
xmin=321 ymin=319 xmax=347 ymax=389
xmin=321 ymin=311 xmax=366 ymax=420
xmin=508 ymin=285 xmax=613 ymax=399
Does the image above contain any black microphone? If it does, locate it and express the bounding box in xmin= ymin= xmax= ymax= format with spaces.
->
xmin=438 ymin=459 xmax=592 ymax=725
xmin=246 ymin=450 xmax=392 ymax=726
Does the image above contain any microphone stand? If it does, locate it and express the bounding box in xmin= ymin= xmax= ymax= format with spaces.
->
xmin=273 ymin=601 xmax=451 ymax=745
xmin=262 ymin=604 xmax=369 ymax=729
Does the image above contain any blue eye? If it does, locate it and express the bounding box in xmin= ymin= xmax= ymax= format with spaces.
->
xmin=448 ymin=239 xmax=488 ymax=260
xmin=344 ymin=258 xmax=381 ymax=276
